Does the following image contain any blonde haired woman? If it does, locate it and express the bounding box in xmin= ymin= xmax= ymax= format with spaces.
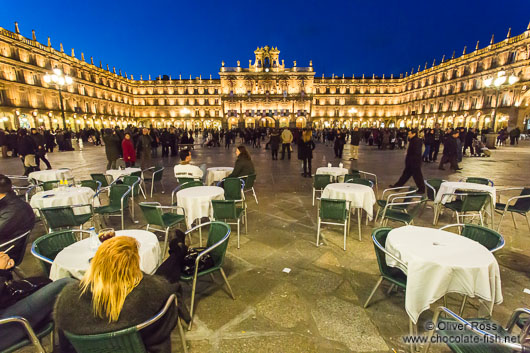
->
xmin=298 ymin=129 xmax=316 ymax=177
xmin=54 ymin=236 xmax=180 ymax=353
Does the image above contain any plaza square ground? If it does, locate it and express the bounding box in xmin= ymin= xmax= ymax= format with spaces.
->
xmin=1 ymin=140 xmax=529 ymax=353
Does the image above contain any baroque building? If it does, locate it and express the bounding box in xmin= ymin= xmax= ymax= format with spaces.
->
xmin=1 ymin=22 xmax=530 ymax=131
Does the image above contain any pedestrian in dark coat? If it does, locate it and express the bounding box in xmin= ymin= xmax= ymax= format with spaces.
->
xmin=30 ymin=128 xmax=52 ymax=169
xmin=439 ymin=130 xmax=461 ymax=171
xmin=268 ymin=130 xmax=281 ymax=160
xmin=17 ymin=130 xmax=38 ymax=175
xmin=136 ymin=128 xmax=153 ymax=170
xmin=298 ymin=130 xmax=316 ymax=177
xmin=102 ymin=129 xmax=121 ymax=170
xmin=390 ymin=129 xmax=425 ymax=193
xmin=333 ymin=129 xmax=345 ymax=158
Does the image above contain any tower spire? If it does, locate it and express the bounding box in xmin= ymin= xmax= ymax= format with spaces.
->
xmin=47 ymin=37 xmax=51 ymax=47
xmin=462 ymin=46 xmax=467 ymax=55
xmin=32 ymin=29 xmax=36 ymax=41
xmin=60 ymin=43 xmax=64 ymax=53
xmin=475 ymin=40 xmax=479 ymax=50
xmin=506 ymin=27 xmax=511 ymax=38
xmin=490 ymin=34 xmax=494 ymax=45
xmin=451 ymin=50 xmax=455 ymax=59
xmin=14 ymin=22 xmax=20 ymax=34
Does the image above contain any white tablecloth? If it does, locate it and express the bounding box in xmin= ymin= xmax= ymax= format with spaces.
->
xmin=315 ymin=167 xmax=348 ymax=181
xmin=206 ymin=167 xmax=233 ymax=186
xmin=385 ymin=225 xmax=503 ymax=324
xmin=176 ymin=186 xmax=224 ymax=227
xmin=174 ymin=164 xmax=204 ymax=179
xmin=106 ymin=167 xmax=142 ymax=181
xmin=49 ymin=229 xmax=161 ymax=281
xmin=30 ymin=186 xmax=99 ymax=215
xmin=29 ymin=169 xmax=73 ymax=183
xmin=322 ymin=183 xmax=376 ymax=219
xmin=434 ymin=181 xmax=496 ymax=204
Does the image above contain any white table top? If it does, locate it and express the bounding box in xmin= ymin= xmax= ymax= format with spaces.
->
xmin=176 ymin=186 xmax=225 ymax=227
xmin=385 ymin=225 xmax=503 ymax=324
xmin=435 ymin=181 xmax=496 ymax=204
xmin=30 ymin=186 xmax=98 ymax=214
xmin=49 ymin=229 xmax=161 ymax=281
xmin=322 ymin=183 xmax=376 ymax=219
xmin=29 ymin=169 xmax=73 ymax=183
xmin=106 ymin=168 xmax=142 ymax=181
xmin=206 ymin=167 xmax=233 ymax=186
xmin=174 ymin=164 xmax=204 ymax=179
xmin=316 ymin=167 xmax=348 ymax=177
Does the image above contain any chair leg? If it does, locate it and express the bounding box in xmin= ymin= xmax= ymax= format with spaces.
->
xmin=161 ymin=228 xmax=169 ymax=261
xmin=409 ymin=319 xmax=416 ymax=353
xmin=312 ymin=188 xmax=315 ymax=206
xmin=343 ymin=220 xmax=347 ymax=251
xmin=357 ymin=209 xmax=362 ymax=241
xmin=252 ymin=187 xmax=258 ymax=204
xmin=479 ymin=212 xmax=484 ymax=226
xmin=511 ymin=212 xmax=517 ymax=229
xmin=244 ymin=210 xmax=248 ymax=234
xmin=150 ymin=181 xmax=154 ymax=198
xmin=386 ymin=283 xmax=395 ymax=295
xmin=316 ymin=217 xmax=321 ymax=247
xmin=219 ymin=268 xmax=235 ymax=299
xmin=176 ymin=316 xmax=188 ymax=353
xmin=363 ymin=276 xmax=383 ymax=308
xmin=187 ymin=274 xmax=198 ymax=331
xmin=121 ymin=209 xmax=125 ymax=230
xmin=497 ymin=212 xmax=505 ymax=232
xmin=525 ymin=213 xmax=530 ymax=232
xmin=237 ymin=220 xmax=240 ymax=249
xmin=198 ymin=219 xmax=202 ymax=247
xmin=459 ymin=295 xmax=468 ymax=316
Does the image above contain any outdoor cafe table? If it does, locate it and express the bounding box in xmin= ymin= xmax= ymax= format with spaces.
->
xmin=434 ymin=181 xmax=496 ymax=225
xmin=206 ymin=167 xmax=233 ymax=186
xmin=315 ymin=167 xmax=348 ymax=182
xmin=385 ymin=225 xmax=503 ymax=324
xmin=49 ymin=229 xmax=160 ymax=281
xmin=28 ymin=169 xmax=73 ymax=183
xmin=30 ymin=186 xmax=98 ymax=215
xmin=175 ymin=186 xmax=225 ymax=227
xmin=105 ymin=167 xmax=142 ymax=181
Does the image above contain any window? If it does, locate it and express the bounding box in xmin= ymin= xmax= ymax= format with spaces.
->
xmin=507 ymin=51 xmax=516 ymax=64
xmin=326 ymin=87 xmax=330 ymax=94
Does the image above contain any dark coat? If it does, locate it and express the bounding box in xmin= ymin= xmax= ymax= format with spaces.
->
xmin=405 ymin=135 xmax=423 ymax=167
xmin=17 ymin=135 xmax=36 ymax=156
xmin=54 ymin=275 xmax=179 ymax=353
xmin=102 ymin=133 xmax=121 ymax=161
xmin=350 ymin=131 xmax=361 ymax=146
xmin=269 ymin=134 xmax=281 ymax=150
xmin=298 ymin=139 xmax=316 ymax=160
xmin=0 ymin=192 xmax=35 ymax=263
xmin=136 ymin=134 xmax=152 ymax=157
xmin=227 ymin=156 xmax=255 ymax=178
xmin=443 ymin=136 xmax=458 ymax=156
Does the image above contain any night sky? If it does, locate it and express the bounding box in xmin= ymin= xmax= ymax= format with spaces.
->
xmin=1 ymin=0 xmax=529 ymax=79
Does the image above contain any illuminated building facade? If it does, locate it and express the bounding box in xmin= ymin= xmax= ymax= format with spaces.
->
xmin=1 ymin=22 xmax=530 ymax=131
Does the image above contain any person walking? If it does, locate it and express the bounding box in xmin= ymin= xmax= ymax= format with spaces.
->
xmin=390 ymin=129 xmax=425 ymax=193
xmin=349 ymin=127 xmax=361 ymax=160
xmin=438 ymin=130 xmax=461 ymax=171
xmin=280 ymin=128 xmax=293 ymax=160
xmin=121 ymin=133 xmax=136 ymax=167
xmin=30 ymin=128 xmax=52 ymax=170
xmin=0 ymin=130 xmax=8 ymax=158
xmin=137 ymin=128 xmax=153 ymax=170
xmin=269 ymin=129 xmax=281 ymax=160
xmin=298 ymin=129 xmax=316 ymax=177
xmin=463 ymin=128 xmax=475 ymax=156
xmin=430 ymin=123 xmax=442 ymax=162
xmin=423 ymin=129 xmax=434 ymax=162
xmin=102 ymin=129 xmax=121 ymax=170
xmin=333 ymin=129 xmax=345 ymax=158
xmin=17 ymin=130 xmax=38 ymax=176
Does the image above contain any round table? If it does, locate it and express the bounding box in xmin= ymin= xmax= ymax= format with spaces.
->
xmin=30 ymin=186 xmax=98 ymax=215
xmin=106 ymin=167 xmax=142 ymax=181
xmin=322 ymin=183 xmax=376 ymax=219
xmin=385 ymin=225 xmax=503 ymax=324
xmin=176 ymin=186 xmax=224 ymax=227
xmin=315 ymin=167 xmax=348 ymax=182
xmin=49 ymin=229 xmax=160 ymax=281
xmin=28 ymin=169 xmax=73 ymax=183
xmin=206 ymin=167 xmax=233 ymax=186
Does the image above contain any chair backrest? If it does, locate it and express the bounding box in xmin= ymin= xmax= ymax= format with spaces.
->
xmin=0 ymin=230 xmax=31 ymax=267
xmin=314 ymin=174 xmax=332 ymax=189
xmin=130 ymin=171 xmax=142 ymax=179
xmin=64 ymin=322 xmax=146 ymax=353
xmin=223 ymin=178 xmax=244 ymax=200
xmin=205 ymin=222 xmax=231 ymax=268
xmin=462 ymin=224 xmax=504 ymax=251
xmin=407 ymin=196 xmax=427 ymax=218
xmin=31 ymin=230 xmax=78 ymax=275
xmin=178 ymin=180 xmax=203 ymax=192
xmin=152 ymin=166 xmax=164 ymax=182
xmin=514 ymin=188 xmax=530 ymax=212
xmin=465 ymin=177 xmax=493 ymax=186
xmin=212 ymin=200 xmax=237 ymax=220
xmin=42 ymin=180 xmax=59 ymax=191
xmin=425 ymin=178 xmax=444 ymax=201
xmin=346 ymin=178 xmax=374 ymax=188
xmin=319 ymin=198 xmax=347 ymax=220
xmin=371 ymin=227 xmax=398 ymax=279
xmin=459 ymin=191 xmax=489 ymax=212
xmin=40 ymin=206 xmax=79 ymax=230
xmin=176 ymin=176 xmax=196 ymax=185
xmin=90 ymin=173 xmax=109 ymax=188
xmin=241 ymin=174 xmax=256 ymax=190
xmin=80 ymin=180 xmax=101 ymax=192
xmin=109 ymin=184 xmax=131 ymax=209
xmin=139 ymin=203 xmax=164 ymax=227
xmin=122 ymin=176 xmax=141 ymax=196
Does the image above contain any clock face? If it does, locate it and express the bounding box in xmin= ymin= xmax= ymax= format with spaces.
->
xmin=265 ymin=68 xmax=269 ymax=72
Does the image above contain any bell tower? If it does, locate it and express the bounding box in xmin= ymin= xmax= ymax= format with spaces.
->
xmin=253 ymin=46 xmax=280 ymax=71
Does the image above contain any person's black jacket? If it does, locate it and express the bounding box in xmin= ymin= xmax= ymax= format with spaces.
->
xmin=0 ymin=269 xmax=13 ymax=310
xmin=405 ymin=135 xmax=423 ymax=167
xmin=298 ymin=139 xmax=316 ymax=160
xmin=30 ymin=132 xmax=46 ymax=154
xmin=350 ymin=131 xmax=361 ymax=146
xmin=0 ymin=191 xmax=35 ymax=263
xmin=424 ymin=132 xmax=435 ymax=146
xmin=443 ymin=136 xmax=458 ymax=156
xmin=465 ymin=131 xmax=475 ymax=145
xmin=102 ymin=133 xmax=121 ymax=161
xmin=0 ymin=131 xmax=6 ymax=146
xmin=17 ymin=135 xmax=36 ymax=156
xmin=136 ymin=134 xmax=153 ymax=157
xmin=227 ymin=156 xmax=255 ymax=178
xmin=269 ymin=133 xmax=280 ymax=150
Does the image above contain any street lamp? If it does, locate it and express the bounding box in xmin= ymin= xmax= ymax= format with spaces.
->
xmin=483 ymin=70 xmax=519 ymax=132
xmin=43 ymin=67 xmax=73 ymax=129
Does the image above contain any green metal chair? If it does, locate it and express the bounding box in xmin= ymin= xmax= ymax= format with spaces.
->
xmin=90 ymin=173 xmax=111 ymax=188
xmin=115 ymin=175 xmax=143 ymax=222
xmin=316 ymin=198 xmax=351 ymax=251
xmin=0 ymin=230 xmax=32 ymax=270
xmin=0 ymin=317 xmax=54 ymax=353
xmin=440 ymin=223 xmax=505 ymax=252
xmin=378 ymin=195 xmax=426 ymax=226
xmin=171 ymin=181 xmax=204 ymax=205
xmin=211 ymin=200 xmax=246 ymax=249
xmin=94 ymin=184 xmax=132 ymax=230
xmin=220 ymin=177 xmax=245 ymax=201
xmin=63 ymin=294 xmax=188 ymax=353
xmin=31 ymin=229 xmax=90 ymax=275
xmin=374 ymin=186 xmax=417 ymax=224
xmin=176 ymin=176 xmax=201 ymax=185
xmin=352 ymin=169 xmax=379 ymax=195
xmin=139 ymin=202 xmax=186 ymax=260
xmin=80 ymin=179 xmax=101 ymax=192
xmin=130 ymin=170 xmax=147 ymax=198
xmin=495 ymin=187 xmax=530 ymax=232
xmin=425 ymin=178 xmax=445 ymax=224
xmin=41 ymin=180 xmax=60 ymax=191
xmin=312 ymin=174 xmax=332 ymax=206
xmin=40 ymin=205 xmax=94 ymax=233
xmin=460 ymin=176 xmax=494 ymax=186
xmin=143 ymin=166 xmax=165 ymax=197
xmin=240 ymin=174 xmax=258 ymax=204
xmin=345 ymin=177 xmax=374 ymax=188
xmin=343 ymin=171 xmax=361 ymax=183
xmin=423 ymin=306 xmax=530 ymax=353
xmin=180 ymin=221 xmax=234 ymax=331
xmin=437 ymin=191 xmax=490 ymax=225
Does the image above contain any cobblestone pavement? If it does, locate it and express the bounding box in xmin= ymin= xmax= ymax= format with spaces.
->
xmin=2 ymin=139 xmax=529 ymax=353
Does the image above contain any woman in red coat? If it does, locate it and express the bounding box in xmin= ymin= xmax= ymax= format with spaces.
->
xmin=121 ymin=133 xmax=136 ymax=167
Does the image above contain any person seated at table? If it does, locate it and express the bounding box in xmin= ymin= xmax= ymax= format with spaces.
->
xmin=0 ymin=174 xmax=35 ymax=263
xmin=0 ymin=251 xmax=75 ymax=351
xmin=54 ymin=236 xmax=184 ymax=353
xmin=226 ymin=145 xmax=255 ymax=178
xmin=173 ymin=149 xmax=207 ymax=183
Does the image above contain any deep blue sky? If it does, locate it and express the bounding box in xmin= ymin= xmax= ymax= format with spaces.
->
xmin=1 ymin=0 xmax=529 ymax=79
